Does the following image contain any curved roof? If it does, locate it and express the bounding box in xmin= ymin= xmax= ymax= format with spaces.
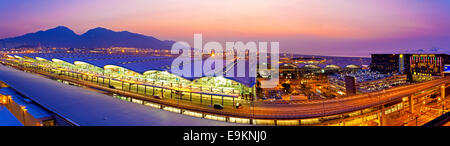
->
xmin=303 ymin=64 xmax=321 ymax=69
xmin=12 ymin=53 xmax=257 ymax=87
xmin=297 ymin=63 xmax=307 ymax=68
xmin=345 ymin=64 xmax=361 ymax=68
xmin=280 ymin=63 xmax=298 ymax=69
xmin=316 ymin=64 xmax=327 ymax=68
xmin=324 ymin=64 xmax=342 ymax=69
xmin=0 ymin=65 xmax=242 ymax=126
xmin=293 ymin=63 xmax=363 ymax=70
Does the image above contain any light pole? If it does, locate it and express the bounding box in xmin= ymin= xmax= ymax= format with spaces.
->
xmin=322 ymin=99 xmax=325 ymax=116
xmin=416 ymin=116 xmax=419 ymax=126
xmin=442 ymin=99 xmax=446 ymax=115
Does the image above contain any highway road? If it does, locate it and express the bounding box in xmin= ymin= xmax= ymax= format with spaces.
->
xmin=243 ymin=76 xmax=450 ymax=119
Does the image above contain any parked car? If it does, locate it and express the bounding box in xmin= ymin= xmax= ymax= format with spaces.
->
xmin=235 ymin=103 xmax=241 ymax=109
xmin=213 ymin=104 xmax=224 ymax=110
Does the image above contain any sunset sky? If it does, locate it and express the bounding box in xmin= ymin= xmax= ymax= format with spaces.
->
xmin=1 ymin=0 xmax=450 ymax=56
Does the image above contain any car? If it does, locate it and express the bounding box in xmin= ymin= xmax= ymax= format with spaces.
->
xmin=235 ymin=103 xmax=241 ymax=109
xmin=213 ymin=104 xmax=224 ymax=110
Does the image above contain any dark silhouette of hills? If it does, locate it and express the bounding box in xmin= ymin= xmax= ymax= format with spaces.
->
xmin=0 ymin=26 xmax=175 ymax=49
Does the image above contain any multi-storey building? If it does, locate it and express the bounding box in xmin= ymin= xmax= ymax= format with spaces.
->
xmin=370 ymin=53 xmax=449 ymax=82
xmin=328 ymin=70 xmax=407 ymax=95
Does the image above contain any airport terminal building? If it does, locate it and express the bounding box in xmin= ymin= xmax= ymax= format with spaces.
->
xmin=3 ymin=53 xmax=257 ymax=108
xmin=370 ymin=54 xmax=450 ymax=82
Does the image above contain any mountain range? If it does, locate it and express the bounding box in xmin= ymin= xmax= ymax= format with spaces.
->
xmin=0 ymin=26 xmax=175 ymax=49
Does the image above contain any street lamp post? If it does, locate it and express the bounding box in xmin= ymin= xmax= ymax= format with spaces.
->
xmin=443 ymin=104 xmax=445 ymax=115
xmin=415 ymin=116 xmax=418 ymax=126
xmin=322 ymin=100 xmax=325 ymax=116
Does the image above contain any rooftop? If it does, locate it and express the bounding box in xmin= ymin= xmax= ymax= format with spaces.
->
xmin=0 ymin=65 xmax=243 ymax=126
xmin=329 ymin=70 xmax=396 ymax=83
xmin=11 ymin=53 xmax=256 ymax=87
xmin=1 ymin=87 xmax=53 ymax=120
xmin=0 ymin=106 xmax=23 ymax=126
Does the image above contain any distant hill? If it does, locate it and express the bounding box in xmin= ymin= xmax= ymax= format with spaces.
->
xmin=0 ymin=26 xmax=175 ymax=49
